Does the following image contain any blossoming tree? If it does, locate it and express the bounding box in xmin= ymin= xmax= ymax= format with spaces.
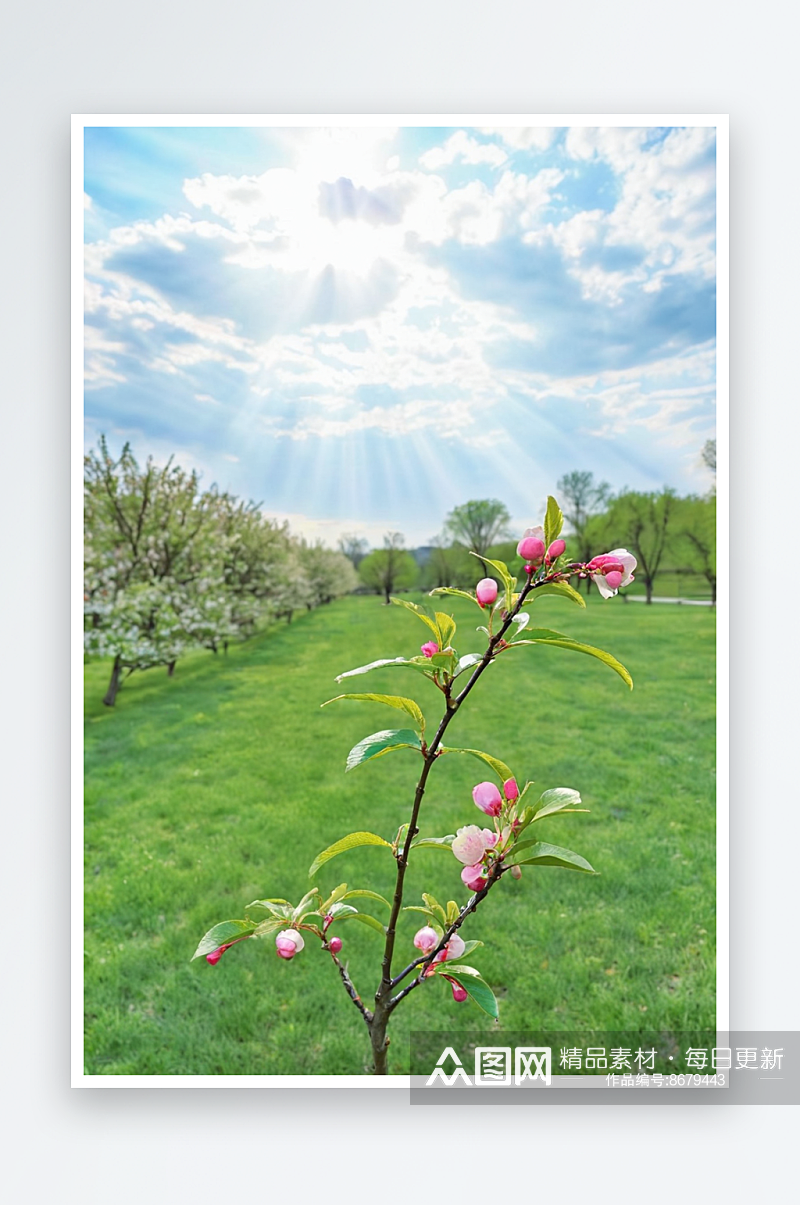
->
xmin=193 ymin=497 xmax=637 ymax=1074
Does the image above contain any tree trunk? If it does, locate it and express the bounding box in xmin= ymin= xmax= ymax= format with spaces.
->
xmin=103 ymin=656 xmax=123 ymax=707
xmin=383 ymin=587 xmax=391 ymax=605
xmin=167 ymin=660 xmax=176 ymax=677
xmin=710 ymin=578 xmax=717 ymax=607
xmin=645 ymin=579 xmax=654 ymax=604
xmin=369 ymin=1009 xmax=390 ymax=1075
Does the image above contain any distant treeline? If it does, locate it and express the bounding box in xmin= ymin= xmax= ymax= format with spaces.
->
xmin=84 ymin=438 xmax=358 ymax=705
xmin=344 ymin=462 xmax=716 ymax=607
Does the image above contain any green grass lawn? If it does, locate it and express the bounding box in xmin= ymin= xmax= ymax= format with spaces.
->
xmin=84 ymin=591 xmax=716 ymax=1075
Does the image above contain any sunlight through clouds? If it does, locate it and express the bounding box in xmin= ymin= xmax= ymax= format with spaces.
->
xmin=83 ymin=122 xmax=717 ymax=546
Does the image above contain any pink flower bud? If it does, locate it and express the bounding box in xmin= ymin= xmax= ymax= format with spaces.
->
xmin=461 ymin=863 xmax=489 ymax=892
xmin=205 ymin=936 xmax=248 ymax=966
xmin=517 ymin=536 xmax=545 ymax=562
xmin=503 ymin=777 xmax=519 ymax=802
xmin=586 ymin=549 xmax=637 ymax=598
xmin=546 ymin=539 xmax=566 ymax=561
xmin=421 ymin=640 xmax=439 ymax=658
xmin=442 ymin=975 xmax=469 ymax=1003
xmin=328 ymin=935 xmax=343 ymax=954
xmin=275 ymin=929 xmax=305 ymax=960
xmin=413 ymin=925 xmax=440 ymax=954
xmin=475 ymin=577 xmax=498 ymax=607
xmin=472 ymin=780 xmax=503 ymax=817
xmin=444 ymin=933 xmax=466 ymax=960
xmin=452 ymin=825 xmax=495 ymax=865
xmin=323 ymin=913 xmax=334 ymax=930
xmin=510 ymin=864 xmax=523 ymax=880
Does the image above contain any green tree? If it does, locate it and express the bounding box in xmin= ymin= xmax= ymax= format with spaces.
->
xmin=444 ymin=499 xmax=511 ymax=556
xmin=359 ymin=533 xmax=418 ymax=603
xmin=675 ymin=495 xmax=717 ymax=605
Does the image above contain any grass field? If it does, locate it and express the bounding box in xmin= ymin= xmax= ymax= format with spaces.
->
xmin=84 ymin=591 xmax=716 ymax=1074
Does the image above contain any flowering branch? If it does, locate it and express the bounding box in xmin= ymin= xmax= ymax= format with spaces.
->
xmin=192 ymin=496 xmax=638 ymax=1075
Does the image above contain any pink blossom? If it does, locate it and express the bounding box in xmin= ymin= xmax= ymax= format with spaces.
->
xmin=461 ymin=863 xmax=489 ymax=892
xmin=517 ymin=525 xmax=546 ymax=563
xmin=205 ymin=936 xmax=248 ymax=966
xmin=546 ymin=539 xmax=566 ymax=562
xmin=421 ymin=640 xmax=439 ymax=658
xmin=413 ymin=925 xmax=440 ymax=954
xmin=275 ymin=929 xmax=305 ymax=960
xmin=472 ymin=780 xmax=503 ymax=817
xmin=444 ymin=933 xmax=466 ymax=960
xmin=452 ymin=825 xmax=495 ymax=865
xmin=328 ymin=935 xmax=343 ymax=954
xmin=476 ymin=577 xmax=498 ymax=607
xmin=587 ymin=549 xmax=637 ymax=598
xmin=503 ymin=777 xmax=519 ymax=802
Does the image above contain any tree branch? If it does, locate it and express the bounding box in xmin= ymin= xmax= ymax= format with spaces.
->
xmin=326 ymin=946 xmax=373 ymax=1024
xmin=388 ymin=864 xmax=508 ymax=1009
xmin=375 ymin=571 xmax=542 ymax=1004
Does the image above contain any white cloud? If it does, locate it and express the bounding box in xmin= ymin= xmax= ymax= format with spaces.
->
xmin=480 ymin=126 xmax=556 ymax=152
xmin=420 ymin=131 xmax=508 ymax=170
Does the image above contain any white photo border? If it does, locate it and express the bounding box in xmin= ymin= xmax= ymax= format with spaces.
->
xmin=72 ymin=113 xmax=728 ymax=1087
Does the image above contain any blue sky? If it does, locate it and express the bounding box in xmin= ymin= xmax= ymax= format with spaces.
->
xmin=83 ymin=123 xmax=717 ymax=547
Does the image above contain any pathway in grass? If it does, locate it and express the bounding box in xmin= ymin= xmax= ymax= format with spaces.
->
xmin=84 ymin=592 xmax=716 ymax=1074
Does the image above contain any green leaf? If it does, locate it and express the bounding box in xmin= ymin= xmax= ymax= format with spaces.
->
xmin=402 ymin=905 xmax=443 ymax=928
xmin=459 ymin=939 xmax=484 ymax=958
xmin=439 ymin=746 xmax=514 ymax=785
xmin=308 ymin=831 xmax=393 ymax=878
xmin=531 ymin=787 xmax=583 ymax=820
xmin=453 ymin=653 xmax=484 ymax=677
xmin=335 ymin=656 xmax=436 ymax=684
xmin=507 ymin=628 xmax=633 ymax=689
xmin=292 ymin=888 xmax=322 ymax=923
xmin=389 ymin=596 xmax=440 ymax=639
xmin=411 ymin=834 xmax=455 ymax=851
xmin=422 ymin=893 xmax=447 ymax=926
xmin=326 ymin=902 xmax=358 ymax=919
xmin=435 ymin=611 xmax=457 ymax=650
xmin=320 ymin=883 xmax=350 ymax=911
xmin=429 ymin=586 xmax=479 ymax=607
xmin=434 ymin=964 xmax=499 ymax=1018
xmin=469 ymin=551 xmax=512 ymax=589
xmin=510 ymin=613 xmax=530 ymax=637
xmin=252 ymin=916 xmax=287 ymax=937
xmin=523 ymin=581 xmax=585 ymax=608
xmin=346 ymin=728 xmax=422 ymax=772
xmin=508 ymin=840 xmax=596 ymax=874
xmin=192 ymin=919 xmax=256 ymax=960
xmin=247 ymin=899 xmax=292 ymax=920
xmin=428 ymin=651 xmax=456 ymax=672
xmin=544 ymin=495 xmax=564 ymax=547
xmin=322 ymin=692 xmax=425 ymax=730
xmin=334 ymin=911 xmax=387 ymax=936
xmin=341 ymin=889 xmax=391 ymax=908
xmin=446 ymin=900 xmax=460 ymax=925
